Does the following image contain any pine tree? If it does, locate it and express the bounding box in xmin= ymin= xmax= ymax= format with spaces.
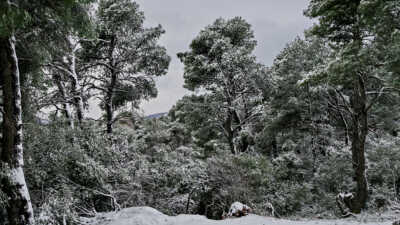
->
xmin=178 ymin=17 xmax=265 ymax=154
xmin=305 ymin=0 xmax=400 ymax=214
xmin=82 ymin=0 xmax=170 ymax=134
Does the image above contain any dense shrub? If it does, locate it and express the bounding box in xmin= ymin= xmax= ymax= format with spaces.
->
xmin=23 ymin=114 xmax=400 ymax=223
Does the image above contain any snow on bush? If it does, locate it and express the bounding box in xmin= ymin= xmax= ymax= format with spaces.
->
xmin=227 ymin=202 xmax=251 ymax=217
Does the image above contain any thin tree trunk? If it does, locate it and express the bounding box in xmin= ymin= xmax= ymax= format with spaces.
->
xmin=0 ymin=35 xmax=34 ymax=225
xmin=271 ymin=135 xmax=278 ymax=158
xmin=105 ymin=37 xmax=116 ymax=134
xmin=224 ymin=111 xmax=236 ymax=155
xmin=68 ymin=60 xmax=84 ymax=125
xmin=395 ymin=176 xmax=400 ymax=198
xmin=105 ymin=70 xmax=117 ymax=134
xmin=66 ymin=35 xmax=84 ymax=125
xmin=348 ymin=75 xmax=369 ymax=213
xmin=70 ymin=74 xmax=84 ymax=126
xmin=339 ymin=110 xmax=350 ymax=146
xmin=307 ymin=83 xmax=317 ymax=172
xmin=53 ymin=73 xmax=74 ymax=129
xmin=105 ymin=93 xmax=114 ymax=134
xmin=20 ymin=73 xmax=35 ymax=123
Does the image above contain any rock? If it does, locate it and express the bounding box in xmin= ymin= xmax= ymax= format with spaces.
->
xmin=393 ymin=220 xmax=400 ymax=225
xmin=227 ymin=202 xmax=251 ymax=217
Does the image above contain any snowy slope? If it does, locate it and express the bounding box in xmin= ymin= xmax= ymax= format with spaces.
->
xmin=81 ymin=207 xmax=395 ymax=225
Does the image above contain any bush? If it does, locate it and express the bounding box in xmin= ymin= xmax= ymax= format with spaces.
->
xmin=195 ymin=152 xmax=273 ymax=219
xmin=22 ymin=114 xmax=400 ymax=221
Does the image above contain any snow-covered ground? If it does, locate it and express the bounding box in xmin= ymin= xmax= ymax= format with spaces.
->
xmin=81 ymin=207 xmax=396 ymax=225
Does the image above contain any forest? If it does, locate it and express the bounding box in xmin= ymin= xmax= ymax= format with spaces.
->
xmin=0 ymin=0 xmax=400 ymax=225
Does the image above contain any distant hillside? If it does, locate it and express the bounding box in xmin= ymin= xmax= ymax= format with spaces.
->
xmin=145 ymin=112 xmax=168 ymax=119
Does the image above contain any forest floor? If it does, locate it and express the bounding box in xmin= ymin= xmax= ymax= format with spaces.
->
xmin=80 ymin=207 xmax=397 ymax=225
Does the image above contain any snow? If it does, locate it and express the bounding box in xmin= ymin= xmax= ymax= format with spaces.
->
xmin=82 ymin=207 xmax=395 ymax=225
xmin=228 ymin=202 xmax=251 ymax=217
xmin=338 ymin=192 xmax=354 ymax=199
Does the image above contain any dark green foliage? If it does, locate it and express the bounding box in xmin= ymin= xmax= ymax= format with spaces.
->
xmin=80 ymin=0 xmax=170 ymax=133
xmin=304 ymin=0 xmax=362 ymax=43
xmin=178 ymin=17 xmax=265 ymax=155
xmin=169 ymin=95 xmax=221 ymax=150
xmin=112 ymin=80 xmax=158 ymax=109
xmin=178 ymin=17 xmax=257 ymax=91
xmin=3 ymin=0 xmax=400 ymax=222
xmin=304 ymin=0 xmax=400 ymax=214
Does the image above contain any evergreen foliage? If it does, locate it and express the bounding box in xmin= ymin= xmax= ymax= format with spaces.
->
xmin=1 ymin=0 xmax=399 ymax=224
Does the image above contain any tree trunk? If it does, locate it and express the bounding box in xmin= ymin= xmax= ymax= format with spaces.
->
xmin=105 ymin=93 xmax=113 ymax=134
xmin=339 ymin=111 xmax=350 ymax=146
xmin=271 ymin=135 xmax=278 ymax=158
xmin=70 ymin=74 xmax=84 ymax=126
xmin=105 ymin=71 xmax=117 ymax=134
xmin=53 ymin=73 xmax=74 ymax=129
xmin=105 ymin=37 xmax=116 ymax=134
xmin=223 ymin=112 xmax=236 ymax=155
xmin=20 ymin=73 xmax=35 ymax=123
xmin=348 ymin=75 xmax=369 ymax=214
xmin=66 ymin=35 xmax=84 ymax=125
xmin=105 ymin=70 xmax=117 ymax=134
xmin=0 ymin=35 xmax=35 ymax=225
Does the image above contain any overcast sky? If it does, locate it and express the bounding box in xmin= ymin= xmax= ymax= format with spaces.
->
xmin=89 ymin=0 xmax=313 ymax=117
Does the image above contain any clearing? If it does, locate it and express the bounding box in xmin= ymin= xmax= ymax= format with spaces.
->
xmin=81 ymin=207 xmax=396 ymax=225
